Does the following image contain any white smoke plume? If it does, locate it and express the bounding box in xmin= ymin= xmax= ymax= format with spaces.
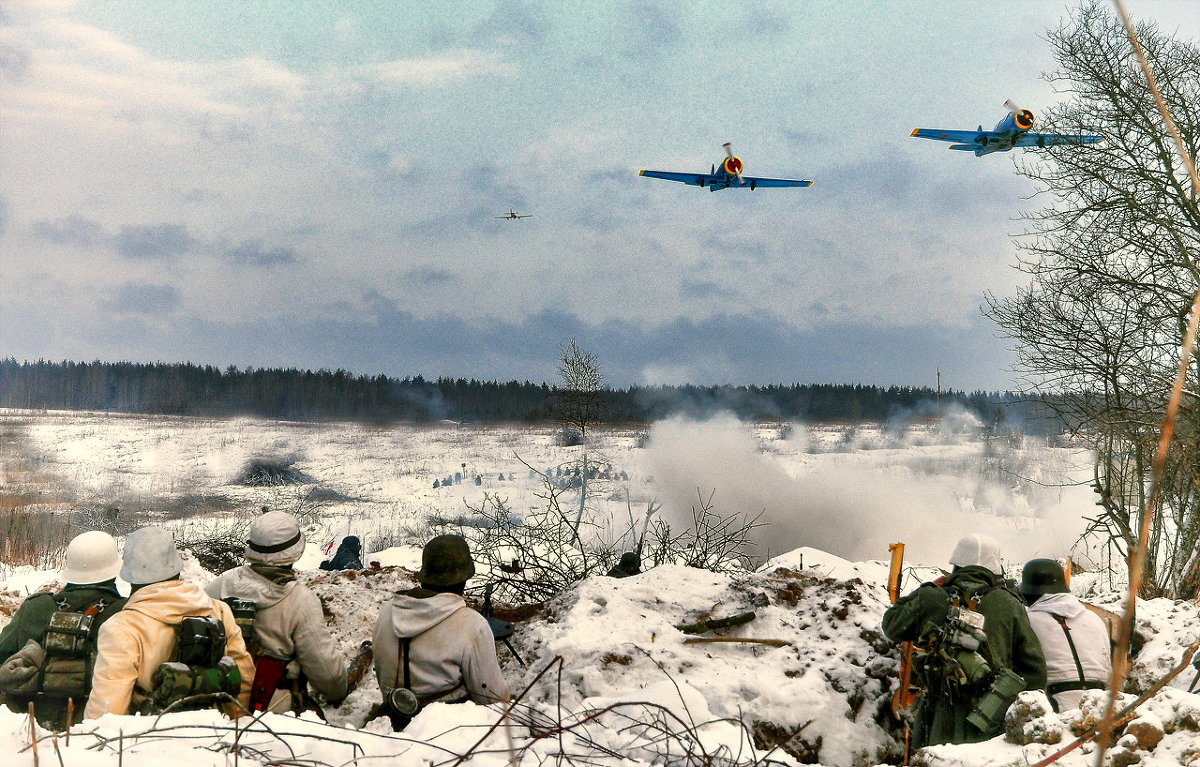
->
xmin=641 ymin=412 xmax=1097 ymax=572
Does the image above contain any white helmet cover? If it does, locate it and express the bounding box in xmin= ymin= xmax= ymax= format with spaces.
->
xmin=120 ymin=526 xmax=184 ymax=584
xmin=245 ymin=511 xmax=306 ymax=565
xmin=948 ymin=533 xmax=1003 ymax=574
xmin=62 ymin=530 xmax=121 ymax=584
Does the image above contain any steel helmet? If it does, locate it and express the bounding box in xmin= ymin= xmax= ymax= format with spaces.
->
xmin=948 ymin=533 xmax=1003 ymax=574
xmin=417 ymin=534 xmax=476 ymax=587
xmin=62 ymin=530 xmax=121 ymax=584
xmin=120 ymin=526 xmax=184 ymax=585
xmin=245 ymin=511 xmax=306 ymax=565
xmin=1020 ymin=558 xmax=1069 ymax=603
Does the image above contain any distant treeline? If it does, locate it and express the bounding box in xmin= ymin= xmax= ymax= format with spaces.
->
xmin=0 ymin=359 xmax=1061 ymax=430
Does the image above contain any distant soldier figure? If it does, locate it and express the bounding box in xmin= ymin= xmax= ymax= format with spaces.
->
xmin=85 ymin=526 xmax=255 ymax=719
xmin=606 ymin=552 xmax=642 ymax=579
xmin=320 ymin=536 xmax=364 ymax=571
xmin=206 ymin=512 xmax=349 ymax=713
xmin=372 ymin=534 xmax=509 ymax=730
xmin=882 ymin=534 xmax=1046 ymax=748
xmin=1019 ymin=559 xmax=1111 ymax=712
xmin=0 ymin=531 xmax=126 ymax=728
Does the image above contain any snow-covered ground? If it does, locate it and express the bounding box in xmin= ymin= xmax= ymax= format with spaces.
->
xmin=0 ymin=407 xmax=1105 ymax=575
xmin=1 ymin=408 xmax=1196 ymax=766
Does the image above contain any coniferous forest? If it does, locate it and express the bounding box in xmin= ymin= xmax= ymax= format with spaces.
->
xmin=0 ymin=358 xmax=1057 ymax=430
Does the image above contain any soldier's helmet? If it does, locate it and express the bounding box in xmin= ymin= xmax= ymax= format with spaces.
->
xmin=120 ymin=526 xmax=184 ymax=585
xmin=63 ymin=530 xmax=122 ymax=584
xmin=418 ymin=534 xmax=476 ymax=587
xmin=246 ymin=511 xmax=306 ymax=565
xmin=1019 ymin=558 xmax=1069 ymax=603
xmin=618 ymin=552 xmax=641 ymax=570
xmin=948 ymin=533 xmax=1003 ymax=574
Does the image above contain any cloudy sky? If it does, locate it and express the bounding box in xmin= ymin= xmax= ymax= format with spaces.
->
xmin=1 ymin=1 xmax=1196 ymax=390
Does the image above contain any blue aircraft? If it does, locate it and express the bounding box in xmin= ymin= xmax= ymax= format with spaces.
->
xmin=911 ymin=100 xmax=1103 ymax=157
xmin=639 ymin=143 xmax=813 ymax=190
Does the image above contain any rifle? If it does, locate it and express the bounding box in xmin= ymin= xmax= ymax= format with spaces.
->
xmin=888 ymin=542 xmax=920 ymax=765
xmin=346 ymin=640 xmax=374 ymax=693
xmin=483 ymin=582 xmax=526 ymax=667
xmin=888 ymin=543 xmax=921 ymax=717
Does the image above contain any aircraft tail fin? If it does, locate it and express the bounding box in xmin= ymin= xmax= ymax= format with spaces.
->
xmin=948 ymin=144 xmax=975 ymax=151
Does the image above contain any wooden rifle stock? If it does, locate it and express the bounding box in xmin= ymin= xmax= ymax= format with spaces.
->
xmin=888 ymin=543 xmax=921 ymax=718
xmin=346 ymin=640 xmax=374 ymax=692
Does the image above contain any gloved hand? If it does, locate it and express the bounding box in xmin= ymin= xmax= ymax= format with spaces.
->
xmin=0 ymin=639 xmax=45 ymax=697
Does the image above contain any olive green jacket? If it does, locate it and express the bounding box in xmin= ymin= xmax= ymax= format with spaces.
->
xmin=0 ymin=582 xmax=126 ymax=726
xmin=0 ymin=583 xmax=126 ymax=661
xmin=882 ymin=566 xmax=1047 ymax=748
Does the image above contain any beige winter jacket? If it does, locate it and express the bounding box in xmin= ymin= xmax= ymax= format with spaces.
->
xmin=205 ymin=566 xmax=348 ymax=712
xmin=84 ymin=580 xmax=255 ymax=719
xmin=373 ymin=589 xmax=509 ymax=706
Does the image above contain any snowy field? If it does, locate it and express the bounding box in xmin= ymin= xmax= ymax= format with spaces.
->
xmin=1 ymin=407 xmax=1198 ymax=766
xmin=0 ymin=407 xmax=1108 ymax=575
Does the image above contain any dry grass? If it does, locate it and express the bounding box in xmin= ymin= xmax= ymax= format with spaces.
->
xmin=0 ymin=423 xmax=78 ymax=568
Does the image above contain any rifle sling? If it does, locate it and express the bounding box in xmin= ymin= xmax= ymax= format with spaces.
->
xmin=1053 ymin=614 xmax=1088 ymax=687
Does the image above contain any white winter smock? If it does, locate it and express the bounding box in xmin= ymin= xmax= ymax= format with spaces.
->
xmin=85 ymin=580 xmax=255 ymax=719
xmin=373 ymin=589 xmax=508 ymax=706
xmin=1027 ymin=592 xmax=1112 ymax=710
xmin=206 ymin=565 xmax=348 ymax=711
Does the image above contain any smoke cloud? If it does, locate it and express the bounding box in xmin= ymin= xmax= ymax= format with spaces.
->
xmin=641 ymin=412 xmax=1095 ymax=572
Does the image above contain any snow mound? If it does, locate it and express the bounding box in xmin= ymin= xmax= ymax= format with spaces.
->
xmin=510 ymin=562 xmax=903 ymax=766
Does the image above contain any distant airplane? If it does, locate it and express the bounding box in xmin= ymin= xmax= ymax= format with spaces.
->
xmin=639 ymin=143 xmax=813 ymax=191
xmin=910 ymin=100 xmax=1103 ymax=157
xmin=495 ymin=209 xmax=532 ymax=220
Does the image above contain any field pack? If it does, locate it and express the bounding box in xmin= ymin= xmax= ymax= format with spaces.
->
xmin=139 ymin=616 xmax=242 ymax=714
xmin=0 ymin=595 xmax=111 ymax=707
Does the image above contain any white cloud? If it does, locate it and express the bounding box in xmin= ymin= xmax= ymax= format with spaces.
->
xmin=357 ymin=49 xmax=516 ymax=86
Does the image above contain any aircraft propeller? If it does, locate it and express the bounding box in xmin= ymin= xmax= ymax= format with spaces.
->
xmin=722 ymin=142 xmax=745 ymax=184
xmin=1003 ymin=99 xmax=1035 ymax=131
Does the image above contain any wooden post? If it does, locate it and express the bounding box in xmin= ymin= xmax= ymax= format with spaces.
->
xmin=28 ymin=702 xmax=38 ymax=767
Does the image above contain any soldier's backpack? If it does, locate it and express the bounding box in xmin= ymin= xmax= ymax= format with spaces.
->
xmin=139 ymin=616 xmax=242 ymax=715
xmin=911 ymin=578 xmax=1026 ymax=735
xmin=0 ymin=595 xmax=111 ymax=704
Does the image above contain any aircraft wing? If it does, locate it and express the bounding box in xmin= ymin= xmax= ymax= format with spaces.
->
xmin=639 ymin=170 xmax=812 ymax=189
xmin=1013 ymin=132 xmax=1103 ymax=148
xmin=740 ymin=176 xmax=813 ymax=188
xmin=639 ymin=170 xmax=714 ymax=186
xmin=910 ymin=128 xmax=986 ymax=144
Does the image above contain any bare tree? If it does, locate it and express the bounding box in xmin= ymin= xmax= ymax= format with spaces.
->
xmin=552 ymin=338 xmax=605 ymax=439
xmin=986 ymin=2 xmax=1200 ymax=597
